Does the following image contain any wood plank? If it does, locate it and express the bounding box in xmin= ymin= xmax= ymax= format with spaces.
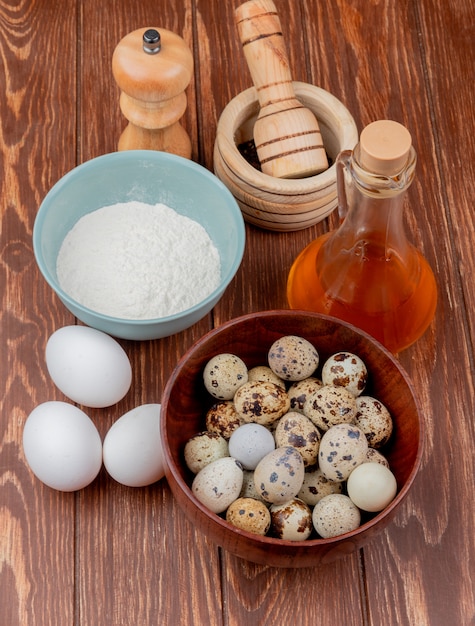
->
xmin=0 ymin=1 xmax=79 ymax=624
xmin=198 ymin=1 xmax=366 ymax=623
xmin=302 ymin=1 xmax=475 ymax=624
xmin=77 ymin=2 xmax=223 ymax=624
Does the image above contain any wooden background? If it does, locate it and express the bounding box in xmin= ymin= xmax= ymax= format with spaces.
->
xmin=1 ymin=0 xmax=474 ymax=624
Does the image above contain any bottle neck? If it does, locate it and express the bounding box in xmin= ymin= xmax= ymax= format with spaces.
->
xmin=334 ymin=145 xmax=417 ymax=253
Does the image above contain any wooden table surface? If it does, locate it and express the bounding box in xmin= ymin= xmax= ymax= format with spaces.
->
xmin=1 ymin=1 xmax=474 ymax=624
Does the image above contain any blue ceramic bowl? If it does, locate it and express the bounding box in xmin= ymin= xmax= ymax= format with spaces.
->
xmin=33 ymin=151 xmax=246 ymax=340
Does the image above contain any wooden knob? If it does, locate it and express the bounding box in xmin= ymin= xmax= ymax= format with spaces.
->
xmin=235 ymin=0 xmax=328 ymax=178
xmin=112 ymin=27 xmax=193 ymax=157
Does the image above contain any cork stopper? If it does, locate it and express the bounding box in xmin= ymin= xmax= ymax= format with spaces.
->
xmin=359 ymin=120 xmax=412 ymax=176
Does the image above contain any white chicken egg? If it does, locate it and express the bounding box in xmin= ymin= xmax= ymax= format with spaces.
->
xmin=22 ymin=401 xmax=102 ymax=492
xmin=45 ymin=325 xmax=132 ymax=408
xmin=103 ymin=404 xmax=165 ymax=487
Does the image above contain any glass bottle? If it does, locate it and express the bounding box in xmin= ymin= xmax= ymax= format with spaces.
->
xmin=287 ymin=120 xmax=437 ymax=353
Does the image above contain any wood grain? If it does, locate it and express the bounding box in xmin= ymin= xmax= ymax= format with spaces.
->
xmin=0 ymin=0 xmax=474 ymax=624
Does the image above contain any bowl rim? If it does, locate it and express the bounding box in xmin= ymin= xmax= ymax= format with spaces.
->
xmin=33 ymin=150 xmax=246 ymax=327
xmin=214 ymin=82 xmax=359 ymax=195
xmin=161 ymin=309 xmax=425 ymax=549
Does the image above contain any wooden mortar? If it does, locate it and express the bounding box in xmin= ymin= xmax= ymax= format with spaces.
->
xmin=213 ymin=82 xmax=358 ymax=232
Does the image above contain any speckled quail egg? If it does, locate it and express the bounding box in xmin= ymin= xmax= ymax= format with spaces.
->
xmin=205 ymin=400 xmax=243 ymax=440
xmin=233 ymin=381 xmax=290 ymax=427
xmin=303 ymin=385 xmax=357 ymax=431
xmin=240 ymin=470 xmax=267 ymax=502
xmin=274 ymin=412 xmax=321 ymax=467
xmin=247 ymin=365 xmax=286 ymax=389
xmin=318 ymin=423 xmax=368 ymax=482
xmin=312 ymin=493 xmax=361 ymax=538
xmin=203 ymin=353 xmax=248 ymax=400
xmin=184 ymin=431 xmax=229 ymax=474
xmin=268 ymin=335 xmax=319 ymax=381
xmin=297 ymin=466 xmax=343 ymax=506
xmin=228 ymin=423 xmax=276 ymax=470
xmin=226 ymin=497 xmax=271 ymax=535
xmin=347 ymin=462 xmax=397 ymax=512
xmin=354 ymin=396 xmax=393 ymax=448
xmin=254 ymin=446 xmax=305 ymax=505
xmin=287 ymin=377 xmax=323 ymax=413
xmin=191 ymin=457 xmax=243 ymax=514
xmin=321 ymin=352 xmax=368 ymax=397
xmin=365 ymin=447 xmax=390 ymax=467
xmin=270 ymin=498 xmax=313 ymax=541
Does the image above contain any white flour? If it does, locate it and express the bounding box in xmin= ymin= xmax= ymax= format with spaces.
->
xmin=56 ymin=201 xmax=221 ymax=320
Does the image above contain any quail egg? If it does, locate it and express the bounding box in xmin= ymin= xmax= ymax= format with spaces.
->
xmin=184 ymin=431 xmax=229 ymax=474
xmin=321 ymin=352 xmax=368 ymax=397
xmin=205 ymin=400 xmax=243 ymax=440
xmin=240 ymin=470 xmax=267 ymax=502
xmin=203 ymin=353 xmax=248 ymax=400
xmin=303 ymin=385 xmax=357 ymax=431
xmin=228 ymin=423 xmax=276 ymax=470
xmin=226 ymin=497 xmax=271 ymax=535
xmin=297 ymin=466 xmax=343 ymax=506
xmin=270 ymin=498 xmax=313 ymax=541
xmin=354 ymin=396 xmax=393 ymax=448
xmin=254 ymin=446 xmax=305 ymax=505
xmin=268 ymin=335 xmax=319 ymax=381
xmin=274 ymin=412 xmax=320 ymax=467
xmin=287 ymin=377 xmax=323 ymax=413
xmin=312 ymin=493 xmax=361 ymax=538
xmin=365 ymin=447 xmax=390 ymax=467
xmin=192 ymin=457 xmax=243 ymax=514
xmin=318 ymin=423 xmax=368 ymax=482
xmin=347 ymin=462 xmax=397 ymax=512
xmin=248 ymin=365 xmax=286 ymax=389
xmin=233 ymin=380 xmax=290 ymax=427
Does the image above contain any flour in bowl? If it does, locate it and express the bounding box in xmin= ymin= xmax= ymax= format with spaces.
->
xmin=56 ymin=201 xmax=221 ymax=319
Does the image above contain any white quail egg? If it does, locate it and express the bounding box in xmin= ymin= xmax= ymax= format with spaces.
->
xmin=268 ymin=335 xmax=319 ymax=381
xmin=347 ymin=462 xmax=397 ymax=512
xmin=228 ymin=423 xmax=276 ymax=470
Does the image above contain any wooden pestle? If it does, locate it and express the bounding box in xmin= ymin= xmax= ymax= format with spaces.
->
xmin=235 ymin=0 xmax=329 ymax=179
xmin=112 ymin=28 xmax=193 ymax=157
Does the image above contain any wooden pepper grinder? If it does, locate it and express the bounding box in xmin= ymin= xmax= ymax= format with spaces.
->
xmin=235 ymin=0 xmax=328 ymax=178
xmin=112 ymin=27 xmax=193 ymax=158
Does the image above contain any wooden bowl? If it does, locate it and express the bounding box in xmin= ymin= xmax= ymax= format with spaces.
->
xmin=213 ymin=83 xmax=358 ymax=232
xmin=161 ymin=311 xmax=423 ymax=568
